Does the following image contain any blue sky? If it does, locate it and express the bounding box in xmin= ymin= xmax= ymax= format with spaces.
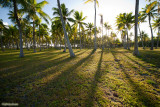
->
xmin=0 ymin=0 xmax=157 ymax=40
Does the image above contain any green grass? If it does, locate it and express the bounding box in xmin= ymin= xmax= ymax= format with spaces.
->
xmin=0 ymin=48 xmax=160 ymax=106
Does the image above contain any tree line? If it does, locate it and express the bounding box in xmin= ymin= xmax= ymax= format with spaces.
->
xmin=0 ymin=0 xmax=159 ymax=57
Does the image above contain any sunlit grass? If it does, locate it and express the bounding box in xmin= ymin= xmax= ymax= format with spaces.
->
xmin=0 ymin=48 xmax=160 ymax=106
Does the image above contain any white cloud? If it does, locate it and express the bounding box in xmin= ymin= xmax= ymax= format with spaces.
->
xmin=3 ymin=22 xmax=9 ymax=26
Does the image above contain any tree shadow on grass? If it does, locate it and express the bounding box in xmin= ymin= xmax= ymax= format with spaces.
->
xmin=85 ymin=50 xmax=103 ymax=106
xmin=136 ymin=50 xmax=160 ymax=68
xmin=119 ymin=48 xmax=160 ymax=68
xmin=0 ymin=49 xmax=82 ymax=75
xmin=0 ymin=49 xmax=95 ymax=105
xmin=18 ymin=49 xmax=96 ymax=106
xmin=122 ymin=53 xmax=160 ymax=79
xmin=111 ymin=51 xmax=159 ymax=107
xmin=0 ymin=50 xmax=88 ymax=102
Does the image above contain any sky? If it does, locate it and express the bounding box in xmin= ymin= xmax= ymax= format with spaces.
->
xmin=0 ymin=0 xmax=157 ymax=40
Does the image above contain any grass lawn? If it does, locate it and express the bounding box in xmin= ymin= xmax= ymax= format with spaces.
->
xmin=0 ymin=48 xmax=160 ymax=106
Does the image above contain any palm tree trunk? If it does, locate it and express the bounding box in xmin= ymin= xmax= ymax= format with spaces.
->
xmin=133 ymin=0 xmax=139 ymax=56
xmin=124 ymin=35 xmax=127 ymax=49
xmin=74 ymin=35 xmax=76 ymax=49
xmin=156 ymin=27 xmax=160 ymax=48
xmin=102 ymin=23 xmax=104 ymax=50
xmin=94 ymin=0 xmax=97 ymax=50
xmin=90 ymin=30 xmax=92 ymax=49
xmin=59 ymin=35 xmax=62 ymax=50
xmin=33 ymin=20 xmax=36 ymax=53
xmin=57 ymin=0 xmax=75 ymax=57
xmin=63 ymin=36 xmax=67 ymax=52
xmin=1 ymin=30 xmax=4 ymax=52
xmin=138 ymin=24 xmax=144 ymax=49
xmin=79 ymin=24 xmax=82 ymax=50
xmin=13 ymin=0 xmax=24 ymax=57
xmin=63 ymin=22 xmax=67 ymax=52
xmin=16 ymin=40 xmax=19 ymax=50
xmin=39 ymin=25 xmax=41 ymax=51
xmin=126 ymin=28 xmax=130 ymax=50
xmin=148 ymin=14 xmax=154 ymax=50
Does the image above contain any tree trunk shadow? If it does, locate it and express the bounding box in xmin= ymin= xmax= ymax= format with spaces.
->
xmin=85 ymin=50 xmax=103 ymax=106
xmin=111 ymin=50 xmax=159 ymax=107
xmin=5 ymin=49 xmax=96 ymax=106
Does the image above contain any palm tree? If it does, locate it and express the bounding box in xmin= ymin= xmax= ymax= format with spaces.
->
xmin=57 ymin=0 xmax=75 ymax=57
xmin=85 ymin=0 xmax=99 ymax=50
xmin=24 ymin=0 xmax=50 ymax=53
xmin=53 ymin=3 xmax=74 ymax=52
xmin=70 ymin=25 xmax=78 ymax=49
xmin=99 ymin=14 xmax=104 ymax=49
xmin=104 ymin=22 xmax=112 ymax=37
xmin=133 ymin=0 xmax=140 ymax=56
xmin=73 ymin=11 xmax=87 ymax=50
xmin=152 ymin=18 xmax=160 ymax=48
xmin=0 ymin=0 xmax=27 ymax=57
xmin=138 ymin=13 xmax=146 ymax=49
xmin=86 ymin=23 xmax=94 ymax=48
xmin=141 ymin=2 xmax=157 ymax=50
xmin=116 ymin=19 xmax=127 ymax=49
xmin=0 ymin=19 xmax=5 ymax=51
xmin=116 ymin=13 xmax=134 ymax=50
xmin=104 ymin=22 xmax=112 ymax=49
xmin=51 ymin=19 xmax=63 ymax=49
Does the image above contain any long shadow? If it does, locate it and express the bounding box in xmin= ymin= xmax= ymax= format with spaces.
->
xmin=11 ymin=49 xmax=96 ymax=106
xmin=85 ymin=50 xmax=103 ymax=106
xmin=136 ymin=50 xmax=160 ymax=68
xmin=1 ymin=50 xmax=87 ymax=84
xmin=0 ymin=49 xmax=82 ymax=75
xmin=0 ymin=50 xmax=88 ymax=101
xmin=111 ymin=51 xmax=159 ymax=107
xmin=122 ymin=53 xmax=160 ymax=79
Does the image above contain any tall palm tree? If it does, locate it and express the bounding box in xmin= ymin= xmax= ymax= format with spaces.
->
xmin=86 ymin=23 xmax=94 ymax=48
xmin=138 ymin=13 xmax=146 ymax=49
xmin=73 ymin=11 xmax=87 ymax=50
xmin=85 ymin=0 xmax=99 ymax=50
xmin=133 ymin=0 xmax=140 ymax=56
xmin=24 ymin=0 xmax=50 ymax=53
xmin=70 ymin=25 xmax=78 ymax=49
xmin=53 ymin=3 xmax=74 ymax=52
xmin=152 ymin=18 xmax=160 ymax=48
xmin=141 ymin=2 xmax=157 ymax=50
xmin=100 ymin=14 xmax=104 ymax=49
xmin=51 ymin=19 xmax=63 ymax=49
xmin=0 ymin=0 xmax=27 ymax=57
xmin=104 ymin=22 xmax=112 ymax=49
xmin=116 ymin=13 xmax=134 ymax=50
xmin=0 ymin=19 xmax=5 ymax=51
xmin=104 ymin=22 xmax=112 ymax=37
xmin=57 ymin=0 xmax=75 ymax=57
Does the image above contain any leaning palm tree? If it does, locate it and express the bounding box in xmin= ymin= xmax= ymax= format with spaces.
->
xmin=133 ymin=0 xmax=140 ymax=56
xmin=53 ymin=3 xmax=74 ymax=52
xmin=85 ymin=0 xmax=99 ymax=50
xmin=0 ymin=0 xmax=27 ymax=57
xmin=73 ymin=11 xmax=87 ymax=50
xmin=23 ymin=0 xmax=50 ymax=53
xmin=140 ymin=2 xmax=157 ymax=50
xmin=57 ymin=0 xmax=75 ymax=57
